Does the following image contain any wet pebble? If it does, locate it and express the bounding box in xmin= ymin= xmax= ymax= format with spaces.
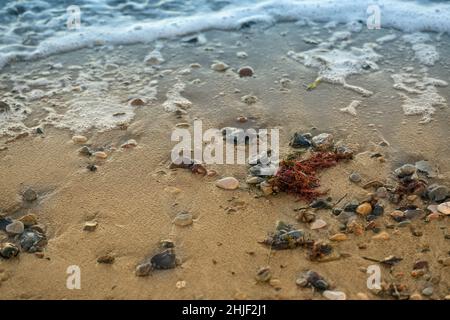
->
xmin=211 ymin=61 xmax=229 ymax=72
xmin=173 ymin=211 xmax=193 ymax=227
xmin=356 ymin=202 xmax=372 ymax=216
xmin=349 ymin=172 xmax=361 ymax=183
xmin=216 ymin=177 xmax=239 ymax=190
xmin=426 ymin=184 xmax=448 ymax=202
xmin=311 ymin=133 xmax=334 ymax=151
xmin=0 ymin=243 xmax=20 ymax=259
xmin=23 ymin=188 xmax=37 ymax=202
xmin=5 ymin=220 xmax=24 ymax=235
xmin=151 ymin=249 xmax=177 ymax=270
xmin=238 ymin=66 xmax=254 ymax=77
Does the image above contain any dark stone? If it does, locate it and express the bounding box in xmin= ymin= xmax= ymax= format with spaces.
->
xmin=151 ymin=249 xmax=177 ymax=270
xmin=309 ymin=199 xmax=332 ymax=209
xmin=372 ymin=204 xmax=384 ymax=216
xmin=289 ymin=132 xmax=311 ymax=148
xmin=344 ymin=200 xmax=359 ymax=212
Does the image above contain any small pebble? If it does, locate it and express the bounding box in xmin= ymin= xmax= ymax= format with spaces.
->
xmin=6 ymin=220 xmax=24 ymax=235
xmin=323 ymin=290 xmax=347 ymax=300
xmin=422 ymin=287 xmax=433 ymax=296
xmin=129 ymin=98 xmax=145 ymax=106
xmin=310 ymin=219 xmax=327 ymax=230
xmin=94 ymin=151 xmax=108 ymax=159
xmin=23 ymin=188 xmax=37 ymax=202
xmin=329 ymin=233 xmax=348 ymax=241
xmin=372 ymin=231 xmax=390 ymax=240
xmin=173 ymin=212 xmax=193 ymax=227
xmin=216 ymin=177 xmax=239 ymax=190
xmin=356 ymin=292 xmax=369 ymax=300
xmin=97 ymin=254 xmax=115 ymax=264
xmin=349 ymin=172 xmax=361 ymax=183
xmin=238 ymin=66 xmax=254 ymax=77
xmin=255 ymin=266 xmax=272 ymax=282
xmin=83 ymin=221 xmax=98 ymax=231
xmin=356 ymin=203 xmax=372 ymax=216
xmin=437 ymin=202 xmax=450 ymax=215
xmin=18 ymin=214 xmax=38 ymax=227
xmin=121 ymin=139 xmax=138 ymax=148
xmin=211 ymin=61 xmax=229 ymax=72
xmin=72 ymin=135 xmax=88 ymax=144
xmin=236 ymin=51 xmax=248 ymax=58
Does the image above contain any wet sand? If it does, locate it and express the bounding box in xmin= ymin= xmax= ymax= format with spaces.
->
xmin=0 ymin=22 xmax=449 ymax=299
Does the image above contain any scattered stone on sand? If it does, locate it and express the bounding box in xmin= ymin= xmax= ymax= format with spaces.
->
xmin=97 ymin=254 xmax=115 ymax=264
xmin=372 ymin=231 xmax=390 ymax=240
xmin=236 ymin=116 xmax=248 ymax=123
xmin=415 ymin=160 xmax=437 ymax=177
xmin=19 ymin=214 xmax=38 ymax=227
xmin=72 ymin=135 xmax=88 ymax=144
xmin=376 ymin=187 xmax=388 ymax=198
xmin=427 ymin=184 xmax=449 ymax=202
xmin=356 ymin=203 xmax=372 ymax=216
xmin=135 ymin=262 xmax=152 ymax=277
xmin=311 ymin=133 xmax=334 ymax=151
xmin=19 ymin=230 xmax=46 ymax=253
xmin=236 ymin=51 xmax=248 ymax=58
xmin=289 ymin=132 xmax=312 ymax=148
xmin=349 ymin=172 xmax=361 ymax=183
xmin=409 ymin=293 xmax=422 ymax=300
xmin=241 ymin=94 xmax=257 ymax=105
xmin=0 ymin=242 xmax=20 ymax=259
xmin=0 ymin=101 xmax=10 ymax=113
xmin=87 ymin=164 xmax=97 ymax=172
xmin=151 ymin=249 xmax=177 ymax=270
xmin=211 ymin=61 xmax=229 ymax=72
xmin=255 ymin=266 xmax=272 ymax=282
xmin=23 ymin=188 xmax=37 ymax=202
xmin=94 ymin=151 xmax=108 ymax=159
xmin=437 ymin=202 xmax=450 ymax=215
xmin=323 ymin=290 xmax=347 ymax=300
xmin=329 ymin=233 xmax=348 ymax=241
xmin=269 ymin=279 xmax=282 ymax=289
xmin=356 ymin=293 xmax=369 ymax=300
xmin=394 ymin=164 xmax=416 ymax=178
xmin=83 ymin=221 xmax=98 ymax=231
xmin=216 ymin=177 xmax=239 ymax=190
xmin=79 ymin=146 xmax=91 ymax=156
xmin=238 ymin=66 xmax=254 ymax=77
xmin=310 ymin=219 xmax=327 ymax=230
xmin=422 ymin=287 xmax=433 ymax=296
xmin=5 ymin=220 xmax=24 ymax=235
xmin=173 ymin=211 xmax=193 ymax=227
xmin=246 ymin=176 xmax=264 ymax=184
xmin=121 ymin=139 xmax=138 ymax=149
xmin=175 ymin=122 xmax=190 ymax=128
xmin=129 ymin=98 xmax=145 ymax=106
xmin=298 ymin=270 xmax=329 ymax=291
xmin=260 ymin=181 xmax=273 ymax=196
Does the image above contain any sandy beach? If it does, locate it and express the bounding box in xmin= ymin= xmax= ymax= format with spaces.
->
xmin=1 ymin=16 xmax=450 ymax=300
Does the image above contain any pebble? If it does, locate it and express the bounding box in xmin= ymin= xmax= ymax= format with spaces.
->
xmin=216 ymin=177 xmax=239 ymax=190
xmin=6 ymin=220 xmax=24 ymax=235
xmin=397 ymin=220 xmax=411 ymax=227
xmin=422 ymin=287 xmax=433 ymax=296
xmin=173 ymin=212 xmax=193 ymax=227
xmin=255 ymin=266 xmax=272 ymax=282
xmin=356 ymin=203 xmax=372 ymax=216
xmin=72 ymin=135 xmax=88 ymax=144
xmin=211 ymin=61 xmax=229 ymax=71
xmin=310 ymin=219 xmax=327 ymax=230
xmin=323 ymin=290 xmax=347 ymax=300
xmin=236 ymin=116 xmax=248 ymax=123
xmin=372 ymin=231 xmax=390 ymax=240
xmin=0 ymin=242 xmax=20 ymax=259
xmin=19 ymin=230 xmax=45 ymax=253
xmin=97 ymin=254 xmax=115 ymax=264
xmin=311 ymin=133 xmax=334 ymax=151
xmin=129 ymin=98 xmax=145 ymax=106
xmin=241 ymin=95 xmax=257 ymax=104
xmin=83 ymin=221 xmax=98 ymax=231
xmin=289 ymin=132 xmax=311 ymax=148
xmin=349 ymin=172 xmax=361 ymax=183
xmin=18 ymin=214 xmax=37 ymax=227
xmin=135 ymin=262 xmax=152 ymax=276
xmin=121 ymin=139 xmax=138 ymax=148
xmin=437 ymin=202 xmax=450 ymax=215
xmin=151 ymin=249 xmax=177 ymax=269
xmin=376 ymin=187 xmax=388 ymax=198
xmin=238 ymin=66 xmax=254 ymax=77
xmin=394 ymin=164 xmax=416 ymax=177
xmin=260 ymin=181 xmax=273 ymax=196
xmin=269 ymin=279 xmax=282 ymax=289
xmin=94 ymin=151 xmax=108 ymax=159
xmin=246 ymin=176 xmax=264 ymax=184
xmin=236 ymin=51 xmax=248 ymax=58
xmin=175 ymin=122 xmax=190 ymax=128
xmin=372 ymin=204 xmax=384 ymax=216
xmin=23 ymin=188 xmax=37 ymax=202
xmin=427 ymin=184 xmax=448 ymax=202
xmin=329 ymin=233 xmax=348 ymax=241
xmin=79 ymin=146 xmax=91 ymax=156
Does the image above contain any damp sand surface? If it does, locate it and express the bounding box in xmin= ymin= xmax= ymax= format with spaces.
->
xmin=0 ymin=22 xmax=449 ymax=299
